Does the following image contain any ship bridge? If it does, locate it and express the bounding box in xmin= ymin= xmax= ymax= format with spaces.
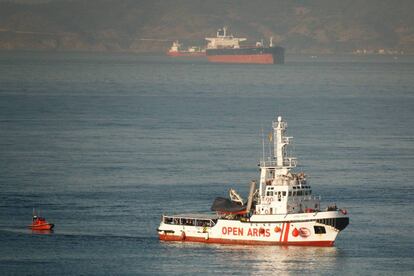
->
xmin=256 ymin=116 xmax=320 ymax=215
xmin=205 ymin=27 xmax=246 ymax=49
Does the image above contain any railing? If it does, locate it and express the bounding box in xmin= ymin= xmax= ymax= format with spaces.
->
xmin=162 ymin=215 xmax=217 ymax=227
xmin=259 ymin=160 xmax=277 ymax=167
xmin=272 ymin=121 xmax=287 ymax=129
xmin=260 ymin=195 xmax=320 ymax=204
xmin=259 ymin=158 xmax=297 ymax=167
xmin=284 ymin=157 xmax=297 ymax=167
xmin=290 ymin=195 xmax=321 ymax=202
xmin=282 ymin=136 xmax=293 ymax=144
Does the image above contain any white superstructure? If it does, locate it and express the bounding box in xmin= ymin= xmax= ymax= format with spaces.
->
xmin=205 ymin=27 xmax=247 ymax=49
xmin=255 ymin=116 xmax=319 ymax=216
xmin=158 ymin=116 xmax=349 ymax=246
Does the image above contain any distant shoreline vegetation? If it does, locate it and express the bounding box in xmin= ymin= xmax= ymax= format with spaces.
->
xmin=0 ymin=30 xmax=410 ymax=55
xmin=0 ymin=0 xmax=413 ymax=54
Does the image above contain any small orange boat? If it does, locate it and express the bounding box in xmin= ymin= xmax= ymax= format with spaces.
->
xmin=29 ymin=210 xmax=54 ymax=230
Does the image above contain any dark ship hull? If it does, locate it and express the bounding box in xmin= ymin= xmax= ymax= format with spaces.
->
xmin=206 ymin=46 xmax=284 ymax=64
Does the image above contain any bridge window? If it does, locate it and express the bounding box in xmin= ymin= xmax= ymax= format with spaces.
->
xmin=314 ymin=226 xmax=326 ymax=234
xmin=164 ymin=217 xmax=173 ymax=224
xmin=164 ymin=217 xmax=216 ymax=227
xmin=183 ymin=219 xmax=195 ymax=226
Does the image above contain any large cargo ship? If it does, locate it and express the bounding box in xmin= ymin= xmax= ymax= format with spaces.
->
xmin=157 ymin=116 xmax=349 ymax=246
xmin=167 ymin=41 xmax=206 ymax=57
xmin=205 ymin=27 xmax=284 ymax=64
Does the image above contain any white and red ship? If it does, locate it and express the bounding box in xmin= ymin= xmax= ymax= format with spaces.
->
xmin=157 ymin=116 xmax=349 ymax=246
xmin=205 ymin=27 xmax=285 ymax=64
xmin=166 ymin=41 xmax=206 ymax=57
xmin=166 ymin=27 xmax=284 ymax=64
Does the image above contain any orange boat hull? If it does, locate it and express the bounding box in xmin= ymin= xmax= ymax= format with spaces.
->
xmin=29 ymin=223 xmax=54 ymax=230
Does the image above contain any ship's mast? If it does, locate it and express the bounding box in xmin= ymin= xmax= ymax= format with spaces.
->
xmin=272 ymin=116 xmax=296 ymax=174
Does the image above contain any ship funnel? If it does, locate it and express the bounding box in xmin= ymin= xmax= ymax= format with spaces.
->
xmin=245 ymin=180 xmax=256 ymax=214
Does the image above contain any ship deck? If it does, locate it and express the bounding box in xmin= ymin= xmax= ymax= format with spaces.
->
xmin=163 ymin=213 xmax=219 ymax=220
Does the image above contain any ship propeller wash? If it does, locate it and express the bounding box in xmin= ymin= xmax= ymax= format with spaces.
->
xmin=157 ymin=116 xmax=349 ymax=246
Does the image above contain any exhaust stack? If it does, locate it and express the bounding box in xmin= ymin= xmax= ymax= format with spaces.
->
xmin=245 ymin=180 xmax=256 ymax=214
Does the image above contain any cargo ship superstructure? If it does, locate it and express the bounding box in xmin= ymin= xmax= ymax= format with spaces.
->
xmin=157 ymin=116 xmax=349 ymax=246
xmin=205 ymin=27 xmax=285 ymax=64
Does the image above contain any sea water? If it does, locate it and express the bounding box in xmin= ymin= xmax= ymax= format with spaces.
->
xmin=0 ymin=52 xmax=413 ymax=275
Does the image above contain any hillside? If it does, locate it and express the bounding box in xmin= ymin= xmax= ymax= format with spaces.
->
xmin=0 ymin=0 xmax=413 ymax=54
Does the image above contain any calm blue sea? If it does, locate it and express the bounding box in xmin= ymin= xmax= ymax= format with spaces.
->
xmin=0 ymin=51 xmax=413 ymax=275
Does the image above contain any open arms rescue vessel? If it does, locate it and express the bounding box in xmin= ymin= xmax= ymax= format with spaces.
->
xmin=157 ymin=116 xmax=349 ymax=246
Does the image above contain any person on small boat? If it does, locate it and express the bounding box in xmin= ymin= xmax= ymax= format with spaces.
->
xmin=29 ymin=210 xmax=54 ymax=230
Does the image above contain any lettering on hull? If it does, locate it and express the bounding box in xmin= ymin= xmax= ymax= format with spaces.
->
xmin=221 ymin=226 xmax=271 ymax=237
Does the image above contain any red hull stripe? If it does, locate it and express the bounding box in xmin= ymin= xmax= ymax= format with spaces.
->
xmin=207 ymin=54 xmax=274 ymax=64
xmin=284 ymin=223 xmax=290 ymax=243
xmin=159 ymin=234 xmax=334 ymax=247
xmin=279 ymin=223 xmax=285 ymax=242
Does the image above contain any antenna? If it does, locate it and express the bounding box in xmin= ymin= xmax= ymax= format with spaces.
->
xmin=268 ymin=130 xmax=272 ymax=159
xmin=261 ymin=127 xmax=265 ymax=162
